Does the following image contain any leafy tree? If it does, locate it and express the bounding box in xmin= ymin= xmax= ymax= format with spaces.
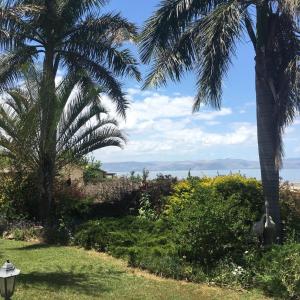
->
xmin=83 ymin=158 xmax=104 ymax=184
xmin=0 ymin=68 xmax=126 ymax=219
xmin=140 ymin=0 xmax=300 ymax=243
xmin=0 ymin=0 xmax=140 ymax=221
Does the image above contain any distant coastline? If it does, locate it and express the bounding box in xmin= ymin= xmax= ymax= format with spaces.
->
xmin=110 ymin=168 xmax=300 ymax=183
xmin=102 ymin=158 xmax=300 ymax=173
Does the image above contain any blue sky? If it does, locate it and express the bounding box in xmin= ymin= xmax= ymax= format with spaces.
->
xmin=95 ymin=0 xmax=300 ymax=163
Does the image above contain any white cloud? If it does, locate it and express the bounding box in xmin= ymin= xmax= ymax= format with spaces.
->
xmin=95 ymin=89 xmax=258 ymax=162
xmin=237 ymin=101 xmax=255 ymax=115
xmin=102 ymin=91 xmax=232 ymax=131
xmin=97 ymin=122 xmax=257 ymax=162
xmin=294 ymin=146 xmax=300 ymax=153
xmin=195 ymin=108 xmax=232 ymax=121
xmin=205 ymin=121 xmax=221 ymax=126
xmin=126 ymin=88 xmax=153 ymax=97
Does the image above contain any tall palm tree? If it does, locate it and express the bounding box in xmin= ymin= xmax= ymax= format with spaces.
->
xmin=0 ymin=68 xmax=126 ymax=219
xmin=0 ymin=0 xmax=140 ymax=221
xmin=140 ymin=0 xmax=300 ymax=243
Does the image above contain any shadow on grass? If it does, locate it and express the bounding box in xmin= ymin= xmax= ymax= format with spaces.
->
xmin=19 ymin=265 xmax=124 ymax=297
xmin=12 ymin=243 xmax=53 ymax=251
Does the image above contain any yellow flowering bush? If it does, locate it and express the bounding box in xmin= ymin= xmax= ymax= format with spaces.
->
xmin=164 ymin=180 xmax=194 ymax=215
xmin=165 ymin=174 xmax=263 ymax=219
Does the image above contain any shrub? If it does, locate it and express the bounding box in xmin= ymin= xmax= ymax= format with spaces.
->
xmin=53 ymin=183 xmax=93 ymax=222
xmin=256 ymin=243 xmax=300 ymax=299
xmin=166 ymin=175 xmax=264 ymax=265
xmin=165 ymin=174 xmax=263 ymax=216
xmin=84 ymin=177 xmax=141 ymax=216
xmin=0 ymin=173 xmax=40 ymax=221
xmin=140 ymin=174 xmax=177 ymax=215
xmin=73 ymin=219 xmax=112 ymax=251
xmin=138 ymin=192 xmax=157 ymax=220
xmin=84 ymin=174 xmax=177 ymax=218
xmin=43 ymin=182 xmax=94 ymax=245
xmin=3 ymin=219 xmax=43 ymax=241
xmin=280 ymin=182 xmax=300 ymax=242
xmin=83 ymin=160 xmax=104 ymax=184
xmin=74 ymin=217 xmax=175 ymax=257
xmin=74 ymin=214 xmax=300 ymax=298
xmin=164 ymin=180 xmax=194 ymax=216
xmin=128 ymin=252 xmax=206 ymax=282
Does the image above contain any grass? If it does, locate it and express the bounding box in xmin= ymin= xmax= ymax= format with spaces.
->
xmin=0 ymin=239 xmax=268 ymax=300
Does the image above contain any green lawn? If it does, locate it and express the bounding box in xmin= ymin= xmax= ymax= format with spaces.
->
xmin=0 ymin=239 xmax=267 ymax=300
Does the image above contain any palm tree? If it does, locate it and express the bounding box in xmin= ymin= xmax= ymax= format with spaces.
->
xmin=140 ymin=0 xmax=300 ymax=243
xmin=0 ymin=68 xmax=126 ymax=218
xmin=0 ymin=0 xmax=140 ymax=221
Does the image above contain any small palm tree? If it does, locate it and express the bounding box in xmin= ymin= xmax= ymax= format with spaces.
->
xmin=140 ymin=0 xmax=300 ymax=243
xmin=0 ymin=68 xmax=125 ymax=202
xmin=0 ymin=0 xmax=140 ymax=220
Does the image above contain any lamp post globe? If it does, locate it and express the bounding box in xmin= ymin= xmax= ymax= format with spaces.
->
xmin=0 ymin=261 xmax=20 ymax=300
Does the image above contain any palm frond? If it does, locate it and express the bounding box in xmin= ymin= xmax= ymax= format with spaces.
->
xmin=66 ymin=13 xmax=138 ymax=42
xmin=143 ymin=21 xmax=198 ymax=88
xmin=57 ymin=100 xmax=108 ymax=150
xmin=69 ymin=126 xmax=125 ymax=157
xmin=140 ymin=0 xmax=225 ymax=63
xmin=59 ymin=0 xmax=107 ymax=25
xmin=193 ymin=1 xmax=244 ymax=110
xmin=57 ymin=84 xmax=104 ymax=140
xmin=268 ymin=13 xmax=300 ymax=166
xmin=62 ymin=52 xmax=130 ymax=117
xmin=0 ymin=88 xmax=39 ymax=169
xmin=60 ymin=117 xmax=119 ymax=152
xmin=0 ymin=46 xmax=37 ymax=91
xmin=63 ymin=38 xmax=140 ymax=81
xmin=0 ymin=3 xmax=45 ymax=50
xmin=5 ymin=90 xmax=29 ymax=115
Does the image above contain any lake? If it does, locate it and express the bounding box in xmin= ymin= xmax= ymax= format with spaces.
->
xmin=116 ymin=169 xmax=300 ymax=183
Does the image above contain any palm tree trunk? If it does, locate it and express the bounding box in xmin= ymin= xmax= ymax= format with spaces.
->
xmin=255 ymin=50 xmax=282 ymax=244
xmin=38 ymin=48 xmax=57 ymax=223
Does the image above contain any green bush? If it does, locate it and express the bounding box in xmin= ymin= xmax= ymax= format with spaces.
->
xmin=128 ymin=252 xmax=207 ymax=282
xmin=168 ymin=175 xmax=264 ymax=265
xmin=255 ymin=243 xmax=300 ymax=299
xmin=41 ymin=183 xmax=94 ymax=245
xmin=280 ymin=182 xmax=300 ymax=242
xmin=140 ymin=174 xmax=177 ymax=215
xmin=74 ymin=216 xmax=175 ymax=257
xmin=83 ymin=160 xmax=104 ymax=184
xmin=3 ymin=220 xmax=43 ymax=241
xmin=8 ymin=226 xmax=41 ymax=241
xmin=0 ymin=173 xmax=40 ymax=221
xmin=138 ymin=192 xmax=157 ymax=220
xmin=74 ymin=219 xmax=112 ymax=251
xmin=74 ymin=217 xmax=300 ymax=298
xmin=74 ymin=175 xmax=300 ymax=299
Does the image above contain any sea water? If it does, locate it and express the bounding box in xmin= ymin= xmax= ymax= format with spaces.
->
xmin=116 ymin=169 xmax=300 ymax=183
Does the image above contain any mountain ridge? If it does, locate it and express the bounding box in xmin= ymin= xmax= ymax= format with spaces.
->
xmin=102 ymin=158 xmax=300 ymax=172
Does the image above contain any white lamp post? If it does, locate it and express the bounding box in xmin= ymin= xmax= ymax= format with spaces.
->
xmin=0 ymin=261 xmax=20 ymax=300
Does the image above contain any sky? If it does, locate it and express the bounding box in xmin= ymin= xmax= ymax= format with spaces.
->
xmin=94 ymin=0 xmax=300 ymax=163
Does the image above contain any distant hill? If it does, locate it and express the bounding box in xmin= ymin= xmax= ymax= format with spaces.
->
xmin=102 ymin=158 xmax=300 ymax=173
